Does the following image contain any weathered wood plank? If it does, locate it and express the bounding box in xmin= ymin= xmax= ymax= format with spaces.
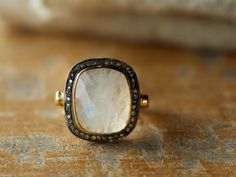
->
xmin=0 ymin=28 xmax=236 ymax=176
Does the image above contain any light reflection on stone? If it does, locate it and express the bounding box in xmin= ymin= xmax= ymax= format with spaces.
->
xmin=75 ymin=68 xmax=131 ymax=134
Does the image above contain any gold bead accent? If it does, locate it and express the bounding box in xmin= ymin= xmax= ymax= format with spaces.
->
xmin=140 ymin=94 xmax=149 ymax=108
xmin=55 ymin=91 xmax=64 ymax=106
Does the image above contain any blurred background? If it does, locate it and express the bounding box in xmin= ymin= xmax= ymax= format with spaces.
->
xmin=0 ymin=0 xmax=236 ymax=176
xmin=1 ymin=0 xmax=236 ymax=50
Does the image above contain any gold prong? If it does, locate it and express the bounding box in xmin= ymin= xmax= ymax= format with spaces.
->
xmin=140 ymin=94 xmax=149 ymax=108
xmin=55 ymin=91 xmax=64 ymax=106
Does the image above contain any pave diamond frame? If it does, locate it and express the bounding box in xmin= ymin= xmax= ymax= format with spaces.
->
xmin=64 ymin=58 xmax=140 ymax=142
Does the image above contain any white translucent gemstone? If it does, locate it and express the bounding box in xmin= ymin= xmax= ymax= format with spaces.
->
xmin=74 ymin=68 xmax=131 ymax=134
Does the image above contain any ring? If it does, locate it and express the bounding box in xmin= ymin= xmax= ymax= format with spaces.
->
xmin=55 ymin=58 xmax=149 ymax=142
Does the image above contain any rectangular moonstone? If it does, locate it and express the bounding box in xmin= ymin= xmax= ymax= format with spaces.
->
xmin=74 ymin=68 xmax=131 ymax=134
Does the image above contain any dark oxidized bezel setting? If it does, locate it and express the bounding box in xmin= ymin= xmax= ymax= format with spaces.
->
xmin=64 ymin=58 xmax=140 ymax=142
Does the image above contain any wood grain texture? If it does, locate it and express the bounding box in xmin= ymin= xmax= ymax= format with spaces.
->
xmin=0 ymin=27 xmax=236 ymax=177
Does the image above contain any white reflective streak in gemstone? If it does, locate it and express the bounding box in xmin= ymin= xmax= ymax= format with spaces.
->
xmin=74 ymin=68 xmax=131 ymax=134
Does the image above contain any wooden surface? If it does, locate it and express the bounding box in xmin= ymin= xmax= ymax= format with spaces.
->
xmin=0 ymin=27 xmax=236 ymax=177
